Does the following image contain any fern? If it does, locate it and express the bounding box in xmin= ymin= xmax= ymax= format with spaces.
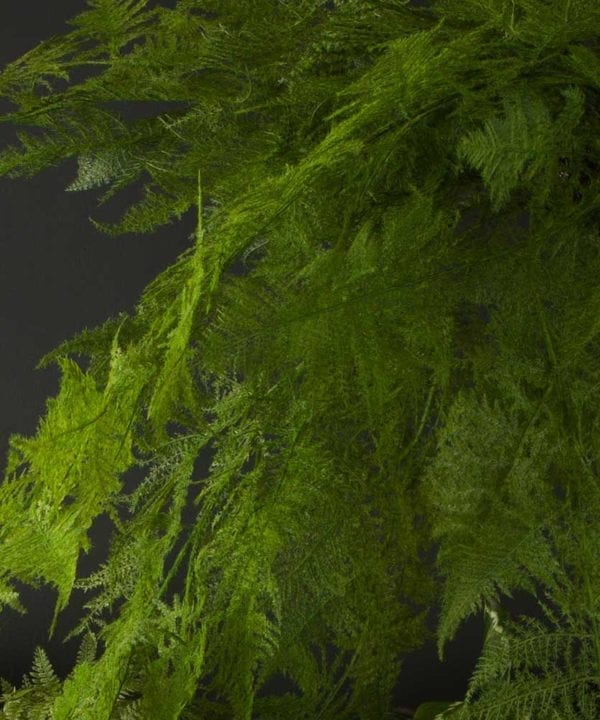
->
xmin=66 ymin=148 xmax=134 ymax=192
xmin=0 ymin=648 xmax=60 ymax=720
xmin=0 ymin=0 xmax=598 ymax=719
xmin=456 ymin=86 xmax=586 ymax=212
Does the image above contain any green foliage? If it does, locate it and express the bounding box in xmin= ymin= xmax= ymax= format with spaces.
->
xmin=0 ymin=0 xmax=598 ymax=718
xmin=456 ymin=86 xmax=586 ymax=212
xmin=414 ymin=700 xmax=464 ymax=719
xmin=0 ymin=647 xmax=60 ymax=720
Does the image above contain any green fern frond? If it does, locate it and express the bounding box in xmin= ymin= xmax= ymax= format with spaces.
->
xmin=66 ymin=0 xmax=155 ymax=58
xmin=421 ymin=388 xmax=568 ymax=660
xmin=76 ymin=631 xmax=99 ymax=666
xmin=66 ymin=149 xmax=134 ymax=192
xmin=456 ymin=85 xmax=586 ymax=212
xmin=27 ymin=648 xmax=60 ymax=689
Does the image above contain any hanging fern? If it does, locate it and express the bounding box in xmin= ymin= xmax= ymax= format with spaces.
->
xmin=0 ymin=0 xmax=598 ymax=718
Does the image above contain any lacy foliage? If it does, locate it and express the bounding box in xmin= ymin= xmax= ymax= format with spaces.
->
xmin=0 ymin=0 xmax=598 ymax=718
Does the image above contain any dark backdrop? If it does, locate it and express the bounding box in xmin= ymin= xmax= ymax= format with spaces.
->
xmin=0 ymin=0 xmax=535 ymax=713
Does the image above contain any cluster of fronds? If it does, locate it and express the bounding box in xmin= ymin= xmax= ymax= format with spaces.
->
xmin=0 ymin=635 xmax=147 ymax=719
xmin=0 ymin=0 xmax=598 ymax=718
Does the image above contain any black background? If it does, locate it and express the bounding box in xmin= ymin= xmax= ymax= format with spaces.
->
xmin=0 ymin=0 xmax=535 ymax=713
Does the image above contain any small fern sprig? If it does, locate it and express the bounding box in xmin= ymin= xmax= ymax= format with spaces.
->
xmin=0 ymin=647 xmax=60 ymax=720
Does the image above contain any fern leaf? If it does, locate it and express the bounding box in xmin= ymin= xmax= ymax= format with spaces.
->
xmin=28 ymin=647 xmax=59 ymax=688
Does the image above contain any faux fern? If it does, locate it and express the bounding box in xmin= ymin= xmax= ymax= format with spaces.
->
xmin=0 ymin=0 xmax=598 ymax=718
